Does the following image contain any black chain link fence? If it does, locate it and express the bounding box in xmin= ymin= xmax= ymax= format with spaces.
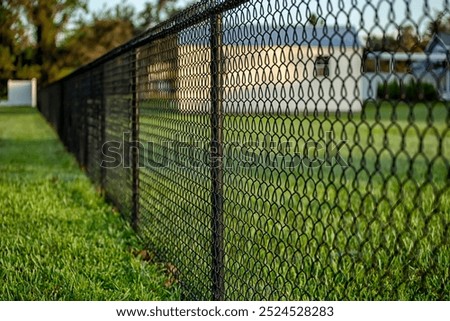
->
xmin=39 ymin=0 xmax=450 ymax=300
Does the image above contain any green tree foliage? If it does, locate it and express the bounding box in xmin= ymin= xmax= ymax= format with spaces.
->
xmin=61 ymin=0 xmax=186 ymax=67
xmin=363 ymin=10 xmax=450 ymax=73
xmin=0 ymin=0 xmax=186 ymax=86
xmin=425 ymin=10 xmax=450 ymax=37
xmin=17 ymin=0 xmax=88 ymax=83
xmin=365 ymin=10 xmax=450 ymax=54
xmin=137 ymin=0 xmax=181 ymax=32
xmin=397 ymin=25 xmax=427 ymax=52
xmin=62 ymin=3 xmax=136 ymax=67
xmin=1 ymin=0 xmax=162 ymax=84
xmin=307 ymin=13 xmax=324 ymax=27
xmin=0 ymin=0 xmax=26 ymax=95
xmin=365 ymin=25 xmax=426 ymax=53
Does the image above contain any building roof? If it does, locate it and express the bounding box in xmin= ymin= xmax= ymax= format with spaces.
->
xmin=180 ymin=25 xmax=360 ymax=47
xmin=409 ymin=33 xmax=450 ymax=78
xmin=436 ymin=32 xmax=450 ymax=48
xmin=224 ymin=25 xmax=360 ymax=47
xmin=425 ymin=32 xmax=450 ymax=52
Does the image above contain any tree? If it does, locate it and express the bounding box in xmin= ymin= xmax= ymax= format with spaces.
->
xmin=397 ymin=25 xmax=426 ymax=52
xmin=307 ymin=13 xmax=325 ymax=27
xmin=364 ymin=34 xmax=397 ymax=52
xmin=18 ymin=0 xmax=87 ymax=83
xmin=137 ymin=0 xmax=182 ymax=33
xmin=62 ymin=3 xmax=136 ymax=67
xmin=0 ymin=0 xmax=28 ymax=97
xmin=308 ymin=13 xmax=318 ymax=26
xmin=425 ymin=11 xmax=450 ymax=38
xmin=0 ymin=0 xmax=186 ymax=88
xmin=0 ymin=0 xmax=26 ymax=80
xmin=364 ymin=25 xmax=426 ymax=52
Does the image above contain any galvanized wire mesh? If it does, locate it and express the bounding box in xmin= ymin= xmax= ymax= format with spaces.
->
xmin=39 ymin=0 xmax=450 ymax=300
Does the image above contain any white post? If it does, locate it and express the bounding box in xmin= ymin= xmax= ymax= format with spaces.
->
xmin=31 ymin=78 xmax=37 ymax=107
xmin=7 ymin=80 xmax=12 ymax=102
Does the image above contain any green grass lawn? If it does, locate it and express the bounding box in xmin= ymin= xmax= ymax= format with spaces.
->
xmin=136 ymin=100 xmax=450 ymax=299
xmin=0 ymin=107 xmax=180 ymax=300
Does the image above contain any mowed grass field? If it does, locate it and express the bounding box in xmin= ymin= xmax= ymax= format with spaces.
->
xmin=137 ymin=100 xmax=450 ymax=299
xmin=0 ymin=107 xmax=179 ymax=300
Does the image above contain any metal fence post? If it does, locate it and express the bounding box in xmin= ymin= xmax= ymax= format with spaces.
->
xmin=59 ymin=82 xmax=64 ymax=143
xmin=100 ymin=65 xmax=106 ymax=191
xmin=83 ymin=74 xmax=91 ymax=168
xmin=131 ymin=49 xmax=140 ymax=230
xmin=210 ymin=11 xmax=225 ymax=301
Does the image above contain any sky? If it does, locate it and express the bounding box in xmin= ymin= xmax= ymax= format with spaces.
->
xmin=88 ymin=0 xmax=145 ymax=13
xmin=87 ymin=0 xmax=447 ymax=37
xmin=88 ymin=0 xmax=190 ymax=15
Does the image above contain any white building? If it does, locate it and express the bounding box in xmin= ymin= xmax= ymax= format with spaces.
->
xmin=140 ymin=25 xmax=363 ymax=113
xmin=363 ymin=32 xmax=450 ymax=101
xmin=0 ymin=79 xmax=37 ymax=107
xmin=414 ymin=32 xmax=450 ymax=100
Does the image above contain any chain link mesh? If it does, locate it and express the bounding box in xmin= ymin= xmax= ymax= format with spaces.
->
xmin=39 ymin=0 xmax=450 ymax=300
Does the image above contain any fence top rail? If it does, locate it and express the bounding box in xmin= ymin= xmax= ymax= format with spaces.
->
xmin=50 ymin=0 xmax=248 ymax=84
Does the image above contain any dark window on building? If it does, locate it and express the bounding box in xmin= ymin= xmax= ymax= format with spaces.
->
xmin=315 ymin=56 xmax=330 ymax=77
